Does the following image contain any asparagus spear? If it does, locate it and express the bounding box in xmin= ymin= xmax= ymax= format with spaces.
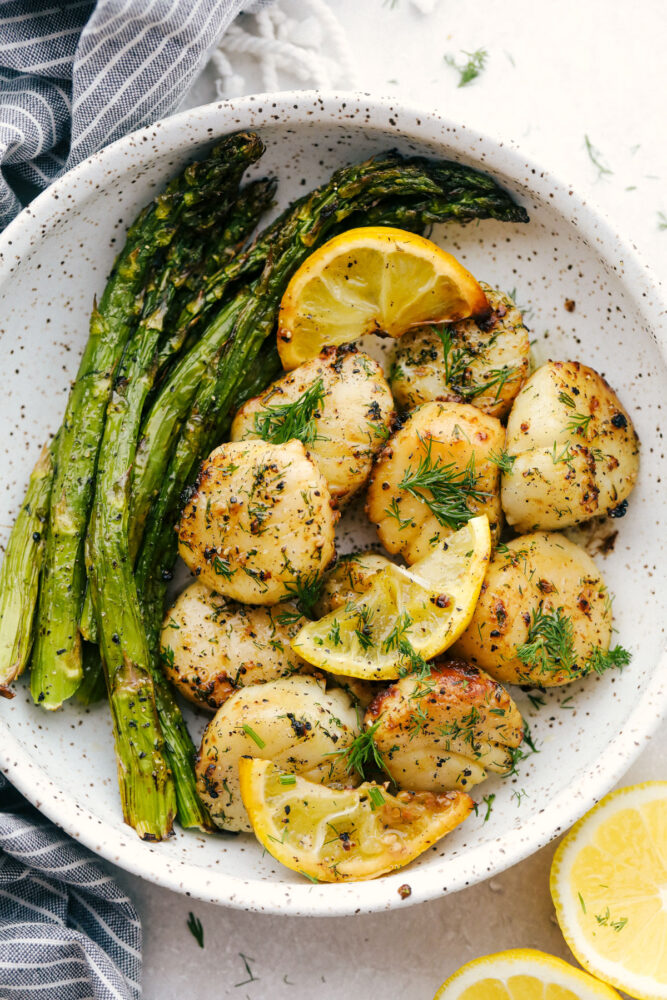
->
xmin=86 ymin=145 xmax=273 ymax=838
xmin=31 ymin=132 xmax=264 ymax=711
xmin=79 ymin=177 xmax=277 ymax=644
xmin=0 ymin=441 xmax=55 ymax=694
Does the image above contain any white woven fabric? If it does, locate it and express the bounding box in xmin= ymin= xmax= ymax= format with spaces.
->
xmin=213 ymin=0 xmax=357 ymax=97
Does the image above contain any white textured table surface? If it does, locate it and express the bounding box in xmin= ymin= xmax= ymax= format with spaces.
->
xmin=113 ymin=2 xmax=667 ymax=996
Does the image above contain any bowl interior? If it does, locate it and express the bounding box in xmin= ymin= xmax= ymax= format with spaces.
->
xmin=1 ymin=96 xmax=665 ymax=915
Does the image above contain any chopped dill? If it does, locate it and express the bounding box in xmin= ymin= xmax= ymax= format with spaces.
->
xmin=253 ymin=377 xmax=325 ymax=446
xmin=595 ymin=907 xmax=628 ymax=932
xmin=435 ymin=327 xmax=516 ymax=403
xmin=558 ymin=391 xmax=576 ymax=409
xmin=445 ymin=48 xmax=488 ymax=87
xmin=330 ymin=720 xmax=388 ymax=780
xmin=584 ymin=134 xmax=613 ymax=179
xmin=566 ymin=411 xmax=593 ymax=436
xmin=586 ymin=644 xmax=631 ymax=675
xmin=658 ymin=211 xmax=667 ymax=231
xmin=516 ymin=606 xmax=577 ymax=678
xmin=398 ymin=434 xmax=489 ymax=531
xmin=353 ymin=605 xmax=375 ymax=650
xmin=281 ymin=570 xmax=324 ymax=619
xmin=242 ymin=724 xmax=266 ymax=749
xmin=473 ymin=792 xmax=495 ymax=822
xmin=187 ymin=912 xmax=204 ymax=948
xmin=488 ymin=448 xmax=516 ymax=475
xmin=327 ymin=619 xmax=342 ymax=647
xmin=384 ymin=496 xmax=414 ymax=530
xmin=368 ymin=786 xmax=385 ymax=810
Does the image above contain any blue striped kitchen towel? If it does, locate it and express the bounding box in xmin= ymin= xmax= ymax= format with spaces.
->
xmin=0 ymin=775 xmax=140 ymax=999
xmin=0 ymin=3 xmax=273 ymax=996
xmin=0 ymin=0 xmax=270 ymax=229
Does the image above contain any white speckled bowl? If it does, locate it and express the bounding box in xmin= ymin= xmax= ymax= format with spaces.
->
xmin=1 ymin=93 xmax=666 ymax=916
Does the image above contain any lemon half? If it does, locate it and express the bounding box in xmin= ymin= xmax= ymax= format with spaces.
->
xmin=551 ymin=782 xmax=667 ymax=1000
xmin=292 ymin=515 xmax=491 ymax=681
xmin=277 ymin=226 xmax=489 ymax=370
xmin=239 ymin=757 xmax=473 ymax=882
xmin=433 ymin=948 xmax=622 ymax=999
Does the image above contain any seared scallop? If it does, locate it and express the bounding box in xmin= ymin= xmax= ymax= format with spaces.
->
xmin=177 ymin=439 xmax=336 ymax=604
xmin=365 ymin=659 xmax=524 ymax=791
xmin=160 ymin=581 xmax=309 ymax=711
xmin=231 ymin=345 xmax=394 ymax=506
xmin=390 ymin=284 xmax=529 ymax=419
xmin=195 ymin=675 xmax=360 ymax=831
xmin=501 ymin=361 xmax=639 ymax=532
xmin=453 ymin=532 xmax=614 ymax=686
xmin=366 ymin=401 xmax=504 ymax=563
xmin=313 ymin=550 xmax=394 ymax=617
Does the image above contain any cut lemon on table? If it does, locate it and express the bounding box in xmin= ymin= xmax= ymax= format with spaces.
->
xmin=433 ymin=948 xmax=623 ymax=999
xmin=277 ymin=226 xmax=489 ymax=370
xmin=239 ymin=757 xmax=473 ymax=882
xmin=551 ymin=781 xmax=667 ymax=1000
xmin=292 ymin=515 xmax=491 ymax=680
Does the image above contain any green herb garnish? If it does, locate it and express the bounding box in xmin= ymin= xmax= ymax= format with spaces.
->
xmin=242 ymin=724 xmax=266 ymax=749
xmin=398 ymin=434 xmax=489 ymax=531
xmin=584 ymin=134 xmax=613 ymax=178
xmin=253 ymin=377 xmax=325 ymax=446
xmin=586 ymin=644 xmax=631 ymax=675
xmin=516 ymin=606 xmax=577 ymax=678
xmin=330 ymin=719 xmax=388 ymax=780
xmin=187 ymin=912 xmax=204 ymax=948
xmin=368 ymin=786 xmax=385 ymax=810
xmin=445 ymin=48 xmax=488 ymax=87
xmin=488 ymin=448 xmax=516 ymax=475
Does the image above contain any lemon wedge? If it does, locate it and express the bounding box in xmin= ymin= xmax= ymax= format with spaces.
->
xmin=239 ymin=757 xmax=473 ymax=882
xmin=551 ymin=782 xmax=667 ymax=1000
xmin=292 ymin=515 xmax=491 ymax=681
xmin=277 ymin=226 xmax=489 ymax=370
xmin=433 ymin=948 xmax=622 ymax=999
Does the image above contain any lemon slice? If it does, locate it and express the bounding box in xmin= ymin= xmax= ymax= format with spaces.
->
xmin=292 ymin=515 xmax=491 ymax=680
xmin=433 ymin=949 xmax=622 ymax=999
xmin=551 ymin=782 xmax=667 ymax=1000
xmin=239 ymin=758 xmax=473 ymax=882
xmin=277 ymin=226 xmax=489 ymax=370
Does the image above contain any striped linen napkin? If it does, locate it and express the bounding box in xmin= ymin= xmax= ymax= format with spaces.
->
xmin=0 ymin=0 xmax=270 ymax=229
xmin=0 ymin=1 xmax=272 ymax=996
xmin=0 ymin=776 xmax=140 ymax=999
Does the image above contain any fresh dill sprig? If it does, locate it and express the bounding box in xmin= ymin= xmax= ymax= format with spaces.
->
xmin=488 ymin=448 xmax=516 ymax=475
xmin=473 ymin=792 xmax=496 ymax=822
xmin=585 ymin=644 xmax=631 ymax=675
xmin=558 ymin=390 xmax=576 ymax=409
xmin=435 ymin=327 xmax=516 ymax=403
xmin=253 ymin=377 xmax=325 ymax=446
xmin=280 ymin=570 xmax=324 ymax=619
xmin=566 ymin=411 xmax=593 ymax=436
xmin=445 ymin=48 xmax=488 ymax=87
xmin=516 ymin=606 xmax=577 ymax=678
xmin=384 ymin=496 xmax=414 ymax=530
xmin=330 ymin=719 xmax=388 ymax=780
xmin=595 ymin=907 xmax=628 ymax=932
xmin=353 ymin=605 xmax=375 ymax=651
xmin=187 ymin=912 xmax=204 ymax=948
xmin=242 ymin=724 xmax=266 ymax=749
xmin=398 ymin=434 xmax=489 ymax=531
xmin=368 ymin=786 xmax=386 ymax=810
xmin=584 ymin=134 xmax=613 ymax=179
xmin=465 ymin=366 xmax=517 ymax=402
